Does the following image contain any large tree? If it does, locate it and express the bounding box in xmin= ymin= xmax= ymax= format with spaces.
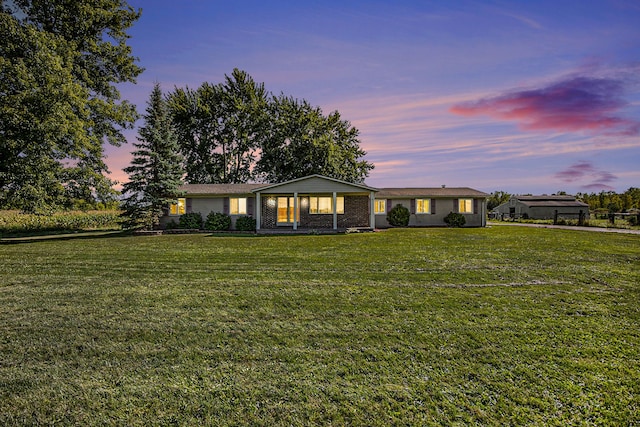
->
xmin=0 ymin=0 xmax=142 ymax=212
xmin=257 ymin=95 xmax=373 ymax=183
xmin=168 ymin=70 xmax=373 ymax=184
xmin=121 ymin=83 xmax=183 ymax=229
xmin=167 ymin=69 xmax=268 ymax=184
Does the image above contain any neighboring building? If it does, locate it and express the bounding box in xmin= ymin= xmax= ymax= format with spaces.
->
xmin=493 ymin=195 xmax=589 ymax=220
xmin=162 ymin=175 xmax=489 ymax=232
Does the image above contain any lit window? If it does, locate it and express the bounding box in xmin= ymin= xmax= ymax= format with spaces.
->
xmin=416 ymin=199 xmax=431 ymax=214
xmin=374 ymin=199 xmax=386 ymax=214
xmin=230 ymin=197 xmax=247 ymax=215
xmin=170 ymin=198 xmax=186 ymax=215
xmin=458 ymin=198 xmax=473 ymax=213
xmin=309 ymin=196 xmax=344 ymax=214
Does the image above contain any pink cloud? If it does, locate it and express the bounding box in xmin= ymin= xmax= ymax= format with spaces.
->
xmin=554 ymin=161 xmax=617 ymax=190
xmin=450 ymin=73 xmax=640 ymax=136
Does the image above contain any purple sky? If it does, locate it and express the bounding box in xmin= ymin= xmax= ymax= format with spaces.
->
xmin=108 ymin=0 xmax=640 ymax=194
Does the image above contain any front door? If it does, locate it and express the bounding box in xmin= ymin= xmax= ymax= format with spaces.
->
xmin=277 ymin=197 xmax=299 ymax=225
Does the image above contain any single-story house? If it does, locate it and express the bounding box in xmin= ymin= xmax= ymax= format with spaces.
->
xmin=162 ymin=174 xmax=488 ymax=232
xmin=493 ymin=195 xmax=589 ymax=220
xmin=375 ymin=187 xmax=489 ymax=228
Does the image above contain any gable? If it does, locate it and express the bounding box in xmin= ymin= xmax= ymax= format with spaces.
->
xmin=254 ymin=175 xmax=377 ymax=194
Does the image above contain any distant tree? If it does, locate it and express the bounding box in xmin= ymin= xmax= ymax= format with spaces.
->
xmin=257 ymin=95 xmax=374 ymax=183
xmin=0 ymin=0 xmax=142 ymax=212
xmin=121 ymin=84 xmax=183 ymax=229
xmin=487 ymin=191 xmax=511 ymax=211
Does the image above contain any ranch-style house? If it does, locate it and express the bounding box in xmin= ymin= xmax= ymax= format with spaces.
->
xmin=162 ymin=174 xmax=489 ymax=232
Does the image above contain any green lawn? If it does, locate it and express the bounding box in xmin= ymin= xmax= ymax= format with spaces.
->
xmin=1 ymin=228 xmax=638 ymax=425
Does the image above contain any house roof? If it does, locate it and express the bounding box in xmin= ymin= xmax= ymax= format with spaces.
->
xmin=512 ymin=195 xmax=589 ymax=208
xmin=252 ymin=174 xmax=378 ymax=193
xmin=519 ymin=200 xmax=589 ymax=208
xmin=179 ymin=183 xmax=266 ymax=195
xmin=515 ymin=195 xmax=578 ymax=201
xmin=377 ymin=187 xmax=489 ymax=198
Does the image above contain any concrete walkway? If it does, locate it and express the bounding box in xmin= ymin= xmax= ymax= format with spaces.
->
xmin=488 ymin=221 xmax=640 ymax=235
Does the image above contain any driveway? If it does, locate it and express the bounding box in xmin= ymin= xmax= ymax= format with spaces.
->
xmin=488 ymin=221 xmax=640 ymax=235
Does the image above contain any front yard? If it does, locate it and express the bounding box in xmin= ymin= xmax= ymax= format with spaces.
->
xmin=1 ymin=227 xmax=638 ymax=425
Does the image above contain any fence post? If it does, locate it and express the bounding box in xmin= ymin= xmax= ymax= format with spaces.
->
xmin=554 ymin=210 xmax=558 ymax=225
xmin=578 ymin=210 xmax=584 ymax=226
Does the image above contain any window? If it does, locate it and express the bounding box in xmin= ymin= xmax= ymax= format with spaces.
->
xmin=169 ymin=198 xmax=186 ymax=215
xmin=458 ymin=198 xmax=473 ymax=213
xmin=230 ymin=197 xmax=247 ymax=215
xmin=374 ymin=199 xmax=386 ymax=214
xmin=416 ymin=198 xmax=431 ymax=214
xmin=309 ymin=196 xmax=344 ymax=214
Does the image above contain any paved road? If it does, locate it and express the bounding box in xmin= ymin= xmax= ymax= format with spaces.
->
xmin=488 ymin=221 xmax=640 ymax=235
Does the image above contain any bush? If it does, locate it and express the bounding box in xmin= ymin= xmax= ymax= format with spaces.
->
xmin=178 ymin=212 xmax=203 ymax=229
xmin=235 ymin=215 xmax=256 ymax=231
xmin=204 ymin=212 xmax=231 ymax=231
xmin=387 ymin=204 xmax=410 ymax=227
xmin=444 ymin=212 xmax=466 ymax=227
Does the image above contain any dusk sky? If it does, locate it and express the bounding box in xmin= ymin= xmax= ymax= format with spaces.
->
xmin=109 ymin=0 xmax=640 ymax=194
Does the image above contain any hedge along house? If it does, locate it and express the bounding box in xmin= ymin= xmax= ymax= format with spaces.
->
xmin=163 ymin=175 xmax=489 ymax=232
xmin=374 ymin=187 xmax=489 ymax=228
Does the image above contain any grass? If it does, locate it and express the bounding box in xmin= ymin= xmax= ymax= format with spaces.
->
xmin=0 ymin=227 xmax=638 ymax=425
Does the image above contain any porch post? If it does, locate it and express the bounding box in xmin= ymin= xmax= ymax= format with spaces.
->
xmin=333 ymin=192 xmax=337 ymax=230
xmin=370 ymin=191 xmax=375 ymax=229
xmin=293 ymin=192 xmax=298 ymax=230
xmin=255 ymin=192 xmax=261 ymax=230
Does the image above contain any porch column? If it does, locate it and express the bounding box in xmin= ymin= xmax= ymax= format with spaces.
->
xmin=333 ymin=192 xmax=337 ymax=230
xmin=370 ymin=191 xmax=375 ymax=229
xmin=255 ymin=192 xmax=261 ymax=230
xmin=293 ymin=192 xmax=298 ymax=230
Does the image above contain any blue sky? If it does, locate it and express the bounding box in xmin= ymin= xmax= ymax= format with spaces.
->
xmin=109 ymin=0 xmax=640 ymax=194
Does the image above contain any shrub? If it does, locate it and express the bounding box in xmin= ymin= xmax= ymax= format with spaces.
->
xmin=164 ymin=219 xmax=178 ymax=230
xmin=234 ymin=215 xmax=256 ymax=231
xmin=444 ymin=212 xmax=466 ymax=227
xmin=204 ymin=212 xmax=231 ymax=231
xmin=178 ymin=212 xmax=203 ymax=229
xmin=387 ymin=204 xmax=410 ymax=227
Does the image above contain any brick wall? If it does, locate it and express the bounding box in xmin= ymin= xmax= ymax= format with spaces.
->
xmin=260 ymin=195 xmax=370 ymax=229
xmin=261 ymin=197 xmax=277 ymax=229
xmin=338 ymin=195 xmax=370 ymax=228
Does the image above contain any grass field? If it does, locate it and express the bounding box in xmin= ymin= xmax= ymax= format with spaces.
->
xmin=1 ymin=227 xmax=638 ymax=425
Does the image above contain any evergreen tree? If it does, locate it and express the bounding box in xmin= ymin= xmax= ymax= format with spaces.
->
xmin=121 ymin=84 xmax=183 ymax=229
